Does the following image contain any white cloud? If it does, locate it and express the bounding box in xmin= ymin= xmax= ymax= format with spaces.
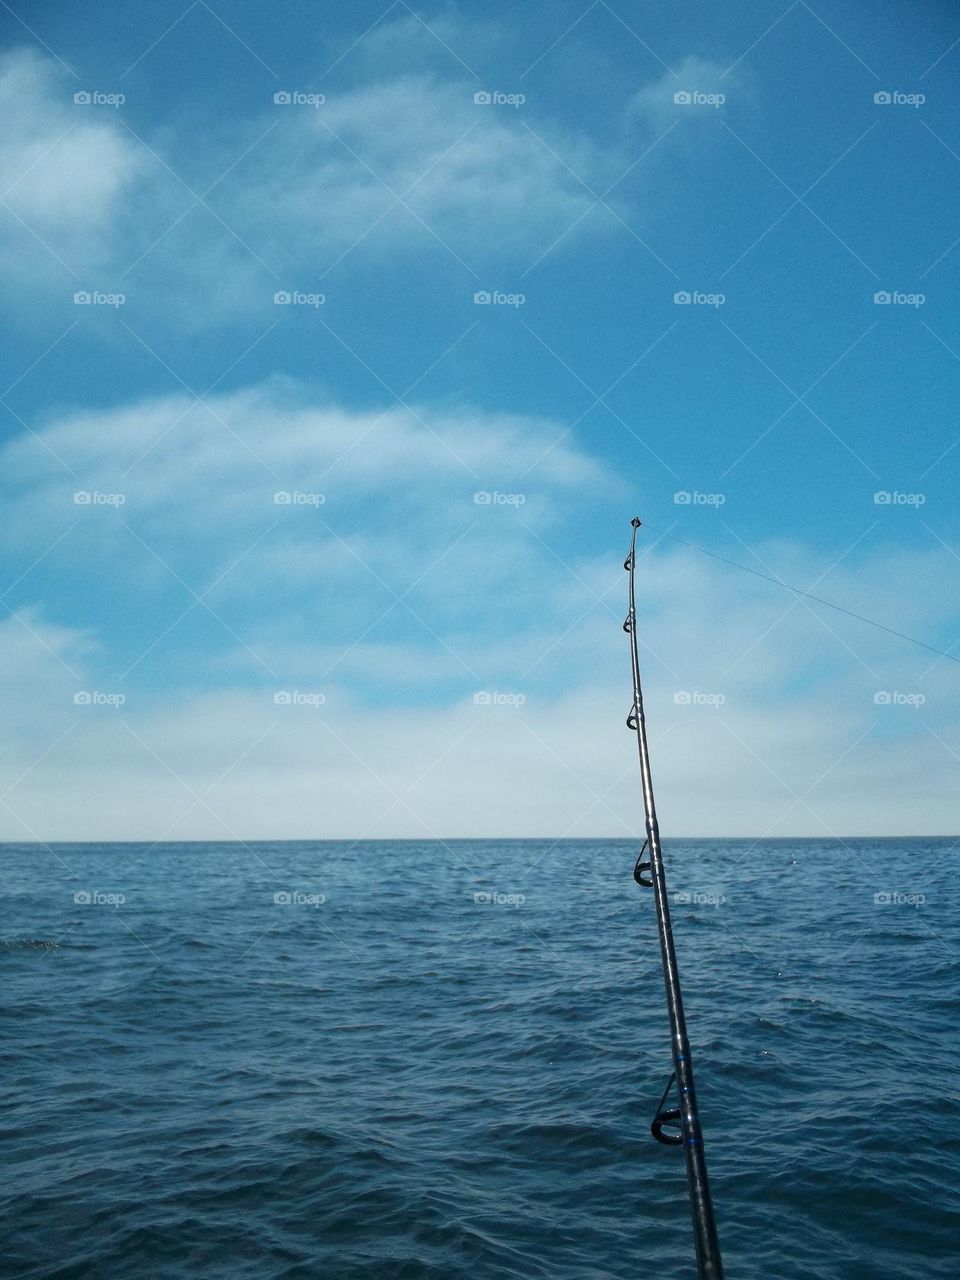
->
xmin=0 ymin=49 xmax=144 ymax=285
xmin=0 ymin=380 xmax=618 ymax=687
xmin=0 ymin=44 xmax=607 ymax=316
xmin=0 ymin=32 xmax=726 ymax=322
xmin=0 ymin=383 xmax=957 ymax=840
xmin=2 ymin=379 xmax=609 ymax=546
xmin=0 ymin=579 xmax=958 ymax=841
xmin=0 ymin=50 xmax=139 ymax=227
xmin=168 ymin=72 xmax=608 ymax=295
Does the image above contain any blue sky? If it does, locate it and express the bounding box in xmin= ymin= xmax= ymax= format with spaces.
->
xmin=0 ymin=0 xmax=958 ymax=839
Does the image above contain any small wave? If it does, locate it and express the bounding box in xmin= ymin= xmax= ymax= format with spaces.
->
xmin=0 ymin=938 xmax=62 ymax=951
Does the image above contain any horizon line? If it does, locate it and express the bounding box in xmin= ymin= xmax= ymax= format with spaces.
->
xmin=0 ymin=834 xmax=956 ymax=846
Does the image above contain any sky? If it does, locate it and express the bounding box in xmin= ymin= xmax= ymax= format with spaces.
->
xmin=0 ymin=0 xmax=958 ymax=840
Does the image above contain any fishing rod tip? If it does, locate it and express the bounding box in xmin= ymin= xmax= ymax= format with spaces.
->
xmin=631 ymin=516 xmax=642 ymax=528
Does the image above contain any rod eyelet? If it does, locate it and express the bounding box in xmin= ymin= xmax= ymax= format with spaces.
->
xmin=651 ymin=1106 xmax=684 ymax=1146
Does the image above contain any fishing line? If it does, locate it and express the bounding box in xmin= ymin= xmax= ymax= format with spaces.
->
xmin=640 ymin=520 xmax=960 ymax=667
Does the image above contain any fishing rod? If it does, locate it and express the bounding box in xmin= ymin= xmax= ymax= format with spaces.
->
xmin=624 ymin=516 xmax=724 ymax=1280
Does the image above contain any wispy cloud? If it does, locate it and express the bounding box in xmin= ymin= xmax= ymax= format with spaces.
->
xmin=0 ymin=33 xmax=737 ymax=324
xmin=0 ymin=379 xmax=956 ymax=840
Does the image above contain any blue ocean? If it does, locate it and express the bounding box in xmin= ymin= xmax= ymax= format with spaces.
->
xmin=1 ymin=838 xmax=957 ymax=1279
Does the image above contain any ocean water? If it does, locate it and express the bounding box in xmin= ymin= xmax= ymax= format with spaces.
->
xmin=1 ymin=837 xmax=957 ymax=1280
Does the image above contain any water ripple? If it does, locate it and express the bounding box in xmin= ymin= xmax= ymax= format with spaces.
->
xmin=0 ymin=838 xmax=957 ymax=1278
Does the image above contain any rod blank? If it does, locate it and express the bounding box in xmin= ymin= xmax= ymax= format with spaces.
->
xmin=624 ymin=516 xmax=724 ymax=1280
